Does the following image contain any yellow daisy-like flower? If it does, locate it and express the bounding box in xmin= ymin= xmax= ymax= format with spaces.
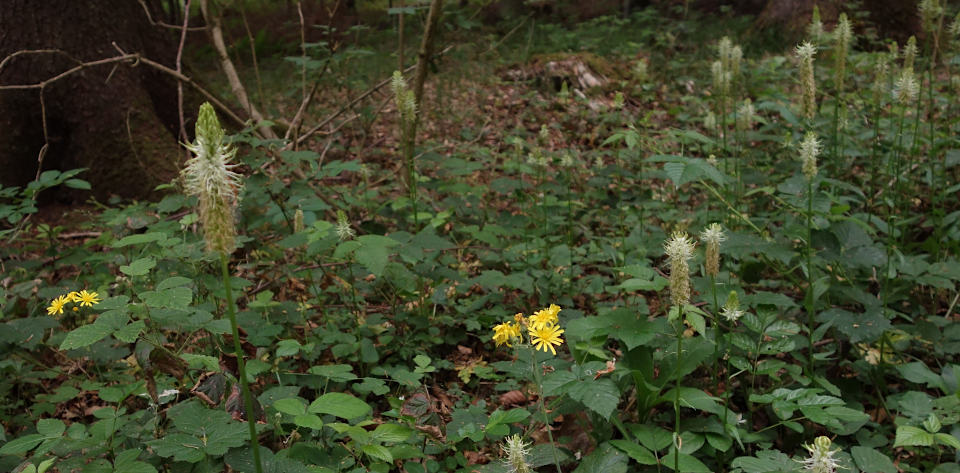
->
xmin=528 ymin=304 xmax=561 ymax=330
xmin=74 ymin=290 xmax=101 ymax=307
xmin=47 ymin=295 xmax=70 ymax=316
xmin=492 ymin=322 xmax=521 ymax=347
xmin=66 ymin=291 xmax=80 ymax=303
xmin=529 ymin=324 xmax=565 ymax=355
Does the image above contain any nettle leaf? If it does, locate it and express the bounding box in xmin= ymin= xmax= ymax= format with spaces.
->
xmin=147 ymin=400 xmax=248 ymax=461
xmin=894 ymin=425 xmax=935 ymax=447
xmin=851 ymin=446 xmax=897 ymax=473
xmin=566 ymin=378 xmax=620 ymax=420
xmin=60 ymin=310 xmax=129 ymax=350
xmin=573 ymin=442 xmax=628 ymax=473
xmin=354 ymin=235 xmax=399 ymax=277
xmin=308 ymin=364 xmax=357 ymax=382
xmin=308 ymin=393 xmax=371 ymax=420
xmin=119 ymin=257 xmax=156 ymax=276
xmin=140 ymin=287 xmax=193 ymax=309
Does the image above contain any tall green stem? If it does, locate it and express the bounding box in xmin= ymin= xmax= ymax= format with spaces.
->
xmin=673 ymin=305 xmax=685 ymax=473
xmin=805 ymin=177 xmax=816 ymax=377
xmin=530 ymin=352 xmax=563 ymax=473
xmin=221 ymin=254 xmax=263 ymax=473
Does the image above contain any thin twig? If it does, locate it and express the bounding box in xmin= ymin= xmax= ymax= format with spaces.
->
xmin=137 ymin=0 xmax=206 ymax=31
xmin=176 ymin=0 xmax=192 ymax=146
xmin=239 ymin=3 xmax=266 ymax=114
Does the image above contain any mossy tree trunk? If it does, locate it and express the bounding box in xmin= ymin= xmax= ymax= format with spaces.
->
xmin=0 ymin=0 xmax=188 ymax=200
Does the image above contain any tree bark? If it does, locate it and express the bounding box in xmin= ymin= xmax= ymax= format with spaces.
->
xmin=0 ymin=0 xmax=186 ymax=199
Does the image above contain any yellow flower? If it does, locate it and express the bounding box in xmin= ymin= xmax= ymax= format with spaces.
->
xmin=74 ymin=290 xmax=101 ymax=307
xmin=529 ymin=324 xmax=565 ymax=355
xmin=514 ymin=313 xmax=526 ymax=326
xmin=492 ymin=322 xmax=521 ymax=347
xmin=46 ymin=295 xmax=70 ymax=316
xmin=66 ymin=291 xmax=80 ymax=303
xmin=528 ymin=304 xmax=561 ymax=330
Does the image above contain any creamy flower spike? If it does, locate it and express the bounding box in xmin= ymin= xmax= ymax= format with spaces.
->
xmin=700 ymin=223 xmax=726 ymax=278
xmin=182 ymin=102 xmax=243 ymax=254
xmin=799 ymin=436 xmax=841 ymax=473
xmin=664 ymin=232 xmax=696 ymax=308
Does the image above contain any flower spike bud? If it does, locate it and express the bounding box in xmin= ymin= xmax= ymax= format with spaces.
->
xmin=808 ymin=5 xmax=825 ymax=44
xmin=335 ymin=210 xmax=356 ymax=241
xmin=799 ymin=436 xmax=841 ymax=473
xmin=894 ymin=68 xmax=919 ymax=105
xmin=737 ymin=98 xmax=755 ymax=131
xmin=501 ymin=434 xmax=532 ymax=473
xmin=182 ymin=102 xmax=243 ymax=254
xmin=664 ymin=232 xmax=696 ymax=308
xmin=721 ymin=290 xmax=743 ymax=323
xmin=700 ymin=223 xmax=726 ymax=278
xmin=903 ymin=36 xmax=918 ymax=71
xmin=799 ymin=131 xmax=821 ymax=181
xmin=834 ymin=13 xmax=853 ymax=92
xmin=796 ymin=42 xmax=818 ymax=120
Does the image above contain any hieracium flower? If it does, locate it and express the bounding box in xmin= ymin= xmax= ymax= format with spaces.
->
xmin=182 ymin=102 xmax=243 ymax=254
xmin=501 ymin=434 xmax=532 ymax=473
xmin=47 ymin=290 xmax=101 ymax=316
xmin=799 ymin=436 xmax=842 ymax=473
xmin=833 ymin=13 xmax=853 ymax=92
xmin=799 ymin=131 xmax=821 ymax=180
xmin=492 ymin=321 xmax=522 ymax=347
xmin=700 ymin=223 xmax=726 ymax=278
xmin=492 ymin=305 xmax=564 ymax=355
xmin=796 ymin=41 xmax=818 ymax=120
xmin=664 ymin=232 xmax=696 ymax=308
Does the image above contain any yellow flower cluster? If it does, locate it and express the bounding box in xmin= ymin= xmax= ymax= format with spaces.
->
xmin=491 ymin=304 xmax=565 ymax=355
xmin=46 ymin=290 xmax=102 ymax=316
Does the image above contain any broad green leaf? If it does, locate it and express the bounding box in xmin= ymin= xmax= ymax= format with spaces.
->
xmin=112 ymin=232 xmax=167 ymax=248
xmin=371 ymin=423 xmax=413 ymax=443
xmin=293 ymin=414 xmax=324 ymax=430
xmin=308 ymin=364 xmax=357 ymax=382
xmin=894 ymin=425 xmax=935 ymax=447
xmin=936 ymin=433 xmax=960 ymax=450
xmin=60 ymin=310 xmax=130 ymax=350
xmin=573 ymin=443 xmax=628 ymax=473
xmin=308 ymin=393 xmax=371 ymax=420
xmin=851 ymin=446 xmax=897 ymax=473
xmin=140 ymin=287 xmax=192 ymax=309
xmin=156 ymin=276 xmax=193 ymax=290
xmin=487 ymin=408 xmax=530 ymax=428
xmin=119 ymin=257 xmax=156 ymax=276
xmin=566 ymin=378 xmax=620 ymax=420
xmin=609 ymin=439 xmax=657 ymax=465
xmin=0 ymin=433 xmax=45 ymax=455
xmin=362 ymin=444 xmax=393 ymax=463
xmin=661 ymin=451 xmax=711 ymax=472
xmin=36 ymin=419 xmax=65 ymax=438
xmin=273 ymin=398 xmax=307 ymax=416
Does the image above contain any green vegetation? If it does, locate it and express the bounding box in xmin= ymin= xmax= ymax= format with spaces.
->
xmin=3 ymin=2 xmax=960 ymax=472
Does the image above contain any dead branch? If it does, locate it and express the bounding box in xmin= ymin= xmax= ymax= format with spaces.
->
xmin=199 ymin=0 xmax=278 ymax=140
xmin=175 ymin=0 xmax=192 ymax=145
xmin=136 ymin=0 xmax=206 ymax=31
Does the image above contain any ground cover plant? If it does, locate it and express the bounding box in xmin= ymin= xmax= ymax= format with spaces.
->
xmin=3 ymin=1 xmax=960 ymax=472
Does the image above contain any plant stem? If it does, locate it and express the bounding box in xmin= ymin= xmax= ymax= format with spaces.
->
xmin=805 ymin=177 xmax=816 ymax=377
xmin=220 ymin=253 xmax=263 ymax=473
xmin=674 ymin=305 xmax=684 ymax=473
xmin=530 ymin=351 xmax=563 ymax=473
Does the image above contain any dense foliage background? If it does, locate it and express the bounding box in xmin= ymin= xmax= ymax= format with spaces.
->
xmin=2 ymin=1 xmax=960 ymax=472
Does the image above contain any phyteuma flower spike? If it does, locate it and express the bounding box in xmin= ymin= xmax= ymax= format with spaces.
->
xmin=182 ymin=102 xmax=243 ymax=255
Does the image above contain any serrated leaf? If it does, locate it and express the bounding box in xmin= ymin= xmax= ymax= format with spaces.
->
xmin=609 ymin=439 xmax=657 ymax=465
xmin=112 ymin=232 xmax=167 ymax=248
xmin=851 ymin=446 xmax=897 ymax=473
xmin=371 ymin=423 xmax=413 ymax=443
xmin=293 ymin=414 xmax=324 ymax=430
xmin=0 ymin=434 xmax=45 ymax=455
xmin=894 ymin=425 xmax=935 ymax=447
xmin=113 ymin=320 xmax=145 ymax=343
xmin=308 ymin=364 xmax=357 ymax=382
xmin=573 ymin=443 xmax=628 ymax=473
xmin=308 ymin=392 xmax=371 ymax=420
xmin=566 ymin=378 xmax=620 ymax=420
xmin=119 ymin=257 xmax=156 ymax=276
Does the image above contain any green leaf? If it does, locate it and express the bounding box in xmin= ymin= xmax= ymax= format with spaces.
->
xmin=661 ymin=451 xmax=712 ymax=472
xmin=566 ymin=378 xmax=620 ymax=420
xmin=140 ymin=287 xmax=192 ymax=309
xmin=112 ymin=232 xmax=167 ymax=248
xmin=936 ymin=433 xmax=960 ymax=450
xmin=180 ymin=353 xmax=220 ymax=371
xmin=60 ymin=317 xmax=121 ymax=350
xmin=273 ymin=398 xmax=307 ymax=416
xmin=0 ymin=433 xmax=45 ymax=455
xmin=156 ymin=276 xmax=193 ymax=290
xmin=371 ymin=423 xmax=413 ymax=443
xmin=573 ymin=443 xmax=628 ymax=473
xmin=147 ymin=433 xmax=205 ymax=463
xmin=354 ymin=235 xmax=398 ymax=277
xmin=36 ymin=419 xmax=65 ymax=438
xmin=487 ymin=408 xmax=531 ymax=428
xmin=308 ymin=393 xmax=372 ymax=420
xmin=114 ymin=448 xmax=159 ymax=473
xmin=361 ymin=444 xmax=393 ymax=463
xmin=119 ymin=257 xmax=156 ymax=276
xmin=609 ymin=439 xmax=657 ymax=465
xmin=308 ymin=364 xmax=357 ymax=382
xmin=851 ymin=446 xmax=897 ymax=473
xmin=293 ymin=414 xmax=324 ymax=430
xmin=113 ymin=320 xmax=145 ymax=343
xmin=894 ymin=425 xmax=936 ymax=447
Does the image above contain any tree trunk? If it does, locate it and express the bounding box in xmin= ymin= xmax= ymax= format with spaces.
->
xmin=0 ymin=0 xmax=187 ymax=200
